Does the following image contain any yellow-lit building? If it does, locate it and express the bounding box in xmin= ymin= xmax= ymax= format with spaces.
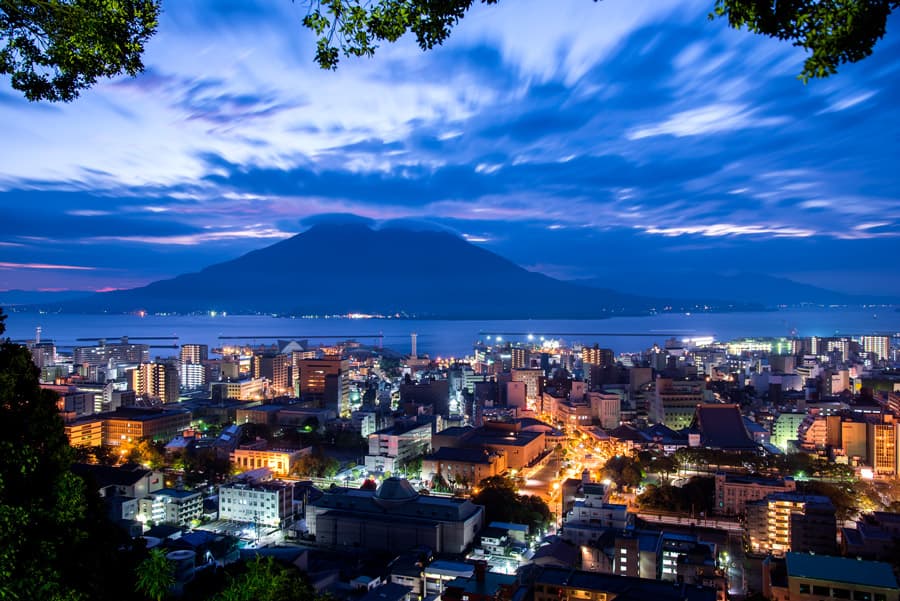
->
xmin=65 ymin=417 xmax=104 ymax=447
xmin=130 ymin=362 xmax=179 ymax=404
xmin=868 ymin=418 xmax=899 ymax=477
xmin=230 ymin=447 xmax=305 ymax=477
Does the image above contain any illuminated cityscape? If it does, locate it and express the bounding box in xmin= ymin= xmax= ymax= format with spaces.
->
xmin=2 ymin=0 xmax=900 ymax=599
xmin=6 ymin=320 xmax=899 ymax=600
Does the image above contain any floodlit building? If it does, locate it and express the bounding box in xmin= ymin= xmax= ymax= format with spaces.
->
xmin=218 ymin=479 xmax=295 ymax=528
xmin=231 ymin=447 xmax=305 ymax=477
xmin=138 ymin=488 xmax=203 ymax=527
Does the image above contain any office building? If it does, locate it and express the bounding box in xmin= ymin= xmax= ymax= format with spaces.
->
xmin=218 ymin=479 xmax=295 ymax=527
xmin=295 ymin=356 xmax=350 ymax=415
xmin=868 ymin=417 xmax=900 ymax=477
xmin=365 ymin=422 xmax=432 ymax=473
xmin=231 ymin=447 xmax=305 ymax=477
xmin=103 ymin=407 xmax=192 ymax=446
xmin=650 ymin=377 xmax=708 ymax=430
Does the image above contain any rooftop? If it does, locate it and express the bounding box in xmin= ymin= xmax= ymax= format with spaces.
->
xmin=786 ymin=552 xmax=899 ymax=589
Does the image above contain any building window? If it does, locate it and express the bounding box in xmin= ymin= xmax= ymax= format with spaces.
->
xmin=853 ymin=592 xmax=871 ymax=601
xmin=832 ymin=589 xmax=850 ymax=599
xmin=798 ymin=583 xmax=810 ymax=594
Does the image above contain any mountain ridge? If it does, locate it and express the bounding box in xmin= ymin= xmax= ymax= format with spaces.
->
xmin=30 ymin=223 xmax=759 ymax=318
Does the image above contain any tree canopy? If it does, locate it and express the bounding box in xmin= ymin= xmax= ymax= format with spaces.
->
xmin=2 ymin=1 xmax=898 ymax=102
xmin=299 ymin=0 xmax=899 ymax=80
xmin=0 ymin=0 xmax=159 ymax=101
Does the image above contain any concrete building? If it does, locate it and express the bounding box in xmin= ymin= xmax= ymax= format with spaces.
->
xmin=231 ymin=447 xmax=305 ymax=477
xmin=868 ymin=418 xmax=900 ymax=476
xmin=74 ymin=338 xmax=149 ymax=366
xmin=295 ymin=356 xmax=350 ymax=416
xmin=511 ymin=368 xmax=543 ymax=408
xmin=306 ymin=478 xmax=483 ymax=554
xmin=102 ymin=407 xmax=192 ymax=446
xmin=180 ymin=344 xmax=208 ymax=364
xmin=180 ymin=362 xmax=206 ymax=391
xmin=588 ymin=392 xmax=621 ymax=430
xmin=365 ymin=422 xmax=432 ymax=473
xmin=714 ymin=472 xmax=796 ymax=516
xmin=766 ymin=553 xmax=899 ymax=601
xmin=861 ymin=336 xmax=891 ymax=362
xmin=210 ymin=378 xmax=268 ymax=402
xmin=745 ymin=493 xmax=836 ymax=556
xmin=218 ymin=479 xmax=295 ymax=527
xmin=422 ymin=447 xmax=507 ymax=486
xmin=130 ymin=362 xmax=180 ymax=404
xmin=650 ymin=377 xmax=709 ymax=430
xmin=252 ymin=353 xmax=291 ymax=396
xmin=532 ymin=566 xmax=716 ymax=601
xmin=771 ymin=412 xmax=806 ymax=451
xmin=138 ymin=488 xmax=203 ymax=527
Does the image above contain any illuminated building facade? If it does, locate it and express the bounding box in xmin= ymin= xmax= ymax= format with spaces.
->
xmin=130 ymin=362 xmax=179 ymax=404
xmin=252 ymin=352 xmax=291 ymax=395
xmin=231 ymin=447 xmax=305 ymax=477
xmin=296 ymin=356 xmax=350 ymax=415
xmin=179 ymin=344 xmax=208 ymax=364
xmin=74 ymin=338 xmax=150 ymax=366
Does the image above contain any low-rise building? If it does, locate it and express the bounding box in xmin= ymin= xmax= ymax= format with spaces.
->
xmin=218 ymin=479 xmax=295 ymax=528
xmin=714 ymin=472 xmax=796 ymax=516
xmin=306 ymin=477 xmax=483 ymax=554
xmin=766 ymin=553 xmax=899 ymax=601
xmin=365 ymin=422 xmax=432 ymax=473
xmin=531 ymin=566 xmax=717 ymax=601
xmin=138 ymin=488 xmax=203 ymax=527
xmin=422 ymin=446 xmax=507 ymax=486
xmin=231 ymin=446 xmax=306 ymax=477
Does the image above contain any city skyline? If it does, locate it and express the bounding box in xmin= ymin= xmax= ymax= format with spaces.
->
xmin=2 ymin=0 xmax=900 ymax=295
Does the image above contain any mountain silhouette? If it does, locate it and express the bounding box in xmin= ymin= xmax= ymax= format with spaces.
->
xmin=46 ymin=223 xmax=754 ymax=318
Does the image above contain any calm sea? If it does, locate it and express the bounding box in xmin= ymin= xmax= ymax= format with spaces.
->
xmin=4 ymin=308 xmax=899 ymax=359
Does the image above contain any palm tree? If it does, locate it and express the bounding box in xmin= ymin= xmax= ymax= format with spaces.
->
xmin=135 ymin=549 xmax=175 ymax=601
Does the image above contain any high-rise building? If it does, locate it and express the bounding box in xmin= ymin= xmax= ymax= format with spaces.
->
xmin=179 ymin=344 xmax=208 ymax=364
xmin=252 ymin=353 xmax=291 ymax=396
xmin=510 ymin=347 xmax=527 ymax=370
xmin=861 ymin=336 xmax=891 ymax=361
xmin=130 ymin=362 xmax=179 ymax=404
xmin=180 ymin=362 xmax=206 ymax=390
xmin=511 ymin=368 xmax=542 ymax=408
xmin=74 ymin=337 xmax=150 ymax=366
xmin=296 ymin=356 xmax=350 ymax=415
xmin=868 ymin=418 xmax=900 ymax=476
xmin=582 ymin=345 xmax=614 ymax=367
xmin=746 ymin=493 xmax=836 ymax=557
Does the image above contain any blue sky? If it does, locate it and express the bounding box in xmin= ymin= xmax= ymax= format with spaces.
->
xmin=1 ymin=0 xmax=899 ymax=295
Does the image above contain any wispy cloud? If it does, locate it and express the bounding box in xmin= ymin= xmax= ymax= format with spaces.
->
xmin=626 ymin=103 xmax=787 ymax=140
xmin=0 ymin=262 xmax=96 ymax=270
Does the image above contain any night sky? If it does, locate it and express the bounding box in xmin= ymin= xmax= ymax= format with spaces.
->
xmin=1 ymin=0 xmax=899 ymax=295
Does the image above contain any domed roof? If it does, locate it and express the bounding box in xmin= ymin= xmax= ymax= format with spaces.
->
xmin=373 ymin=477 xmax=419 ymax=507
